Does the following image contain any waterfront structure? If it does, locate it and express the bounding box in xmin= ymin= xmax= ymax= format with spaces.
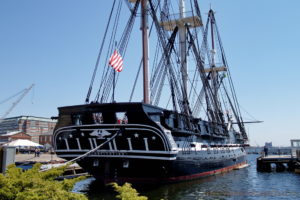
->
xmin=0 ymin=116 xmax=56 ymax=144
xmin=257 ymin=154 xmax=299 ymax=172
xmin=257 ymin=140 xmax=300 ymax=172
xmin=291 ymin=139 xmax=300 ymax=157
xmin=246 ymin=146 xmax=292 ymax=155
xmin=54 ymin=0 xmax=249 ymax=185
xmin=265 ymin=142 xmax=272 ymax=148
xmin=291 ymin=139 xmax=300 ymax=147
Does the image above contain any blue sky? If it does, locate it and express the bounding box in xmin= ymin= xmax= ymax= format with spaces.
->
xmin=0 ymin=0 xmax=299 ymax=146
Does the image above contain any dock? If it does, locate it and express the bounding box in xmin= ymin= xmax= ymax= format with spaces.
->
xmin=257 ymin=151 xmax=300 ymax=172
xmin=257 ymin=140 xmax=300 ymax=173
xmin=15 ymin=153 xmax=66 ymax=164
xmin=1 ymin=148 xmax=89 ymax=180
xmin=15 ymin=153 xmax=89 ymax=179
xmin=257 ymin=155 xmax=298 ymax=172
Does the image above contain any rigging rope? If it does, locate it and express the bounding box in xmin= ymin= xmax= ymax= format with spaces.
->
xmin=92 ymin=0 xmax=121 ymax=102
xmin=187 ymin=26 xmax=219 ymax=123
xmin=85 ymin=0 xmax=117 ymax=103
xmin=210 ymin=10 xmax=245 ymax=131
xmin=149 ymin=0 xmax=187 ymax=114
xmin=99 ymin=0 xmax=123 ymax=103
xmin=216 ymin=22 xmax=243 ymax=123
xmin=95 ymin=0 xmax=140 ymax=103
xmin=151 ymin=27 xmax=178 ymax=106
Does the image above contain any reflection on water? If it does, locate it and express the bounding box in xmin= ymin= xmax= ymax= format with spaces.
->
xmin=73 ymin=155 xmax=300 ymax=200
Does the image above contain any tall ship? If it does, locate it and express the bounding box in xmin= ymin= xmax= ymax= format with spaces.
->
xmin=53 ymin=0 xmax=249 ymax=185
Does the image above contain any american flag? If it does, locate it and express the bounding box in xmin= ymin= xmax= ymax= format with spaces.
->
xmin=109 ymin=50 xmax=123 ymax=72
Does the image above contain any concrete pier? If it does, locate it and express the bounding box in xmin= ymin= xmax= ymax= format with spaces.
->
xmin=257 ymin=155 xmax=299 ymax=172
xmin=15 ymin=153 xmax=65 ymax=164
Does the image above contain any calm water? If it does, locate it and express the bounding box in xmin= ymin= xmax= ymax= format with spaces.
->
xmin=73 ymin=155 xmax=300 ymax=199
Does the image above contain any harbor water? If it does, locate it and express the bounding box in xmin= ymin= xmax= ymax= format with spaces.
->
xmin=73 ymin=154 xmax=300 ymax=199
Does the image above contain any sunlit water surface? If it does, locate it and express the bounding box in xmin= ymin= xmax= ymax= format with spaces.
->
xmin=73 ymin=155 xmax=300 ymax=200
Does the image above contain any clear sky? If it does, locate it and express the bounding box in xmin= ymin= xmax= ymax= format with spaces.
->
xmin=0 ymin=0 xmax=299 ymax=147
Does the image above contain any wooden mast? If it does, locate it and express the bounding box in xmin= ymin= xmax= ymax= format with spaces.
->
xmin=179 ymin=0 xmax=188 ymax=96
xmin=141 ymin=0 xmax=150 ymax=104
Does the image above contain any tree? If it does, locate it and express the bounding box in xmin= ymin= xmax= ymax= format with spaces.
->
xmin=110 ymin=182 xmax=148 ymax=200
xmin=0 ymin=163 xmax=87 ymax=200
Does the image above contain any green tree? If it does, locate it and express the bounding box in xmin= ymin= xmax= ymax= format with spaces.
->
xmin=111 ymin=182 xmax=148 ymax=200
xmin=0 ymin=163 xmax=87 ymax=200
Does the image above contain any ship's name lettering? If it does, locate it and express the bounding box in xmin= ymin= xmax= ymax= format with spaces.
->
xmin=91 ymin=151 xmax=126 ymax=156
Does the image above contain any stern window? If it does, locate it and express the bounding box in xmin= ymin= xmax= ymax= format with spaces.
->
xmin=93 ymin=112 xmax=103 ymax=124
xmin=72 ymin=114 xmax=82 ymax=125
xmin=116 ymin=112 xmax=128 ymax=124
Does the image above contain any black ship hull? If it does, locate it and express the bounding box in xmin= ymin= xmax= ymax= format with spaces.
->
xmin=64 ymin=153 xmax=247 ymax=185
xmin=54 ymin=103 xmax=247 ymax=185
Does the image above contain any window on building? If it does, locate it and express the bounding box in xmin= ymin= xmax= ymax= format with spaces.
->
xmin=31 ymin=121 xmax=36 ymax=127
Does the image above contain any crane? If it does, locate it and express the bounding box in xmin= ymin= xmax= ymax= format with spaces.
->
xmin=0 ymin=84 xmax=35 ymax=123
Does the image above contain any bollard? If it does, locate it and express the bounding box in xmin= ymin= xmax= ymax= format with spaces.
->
xmin=0 ymin=146 xmax=16 ymax=173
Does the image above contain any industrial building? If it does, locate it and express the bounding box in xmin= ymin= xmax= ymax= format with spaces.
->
xmin=0 ymin=116 xmax=57 ymax=144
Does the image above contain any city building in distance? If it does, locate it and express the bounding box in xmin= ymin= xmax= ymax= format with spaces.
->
xmin=0 ymin=116 xmax=57 ymax=144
